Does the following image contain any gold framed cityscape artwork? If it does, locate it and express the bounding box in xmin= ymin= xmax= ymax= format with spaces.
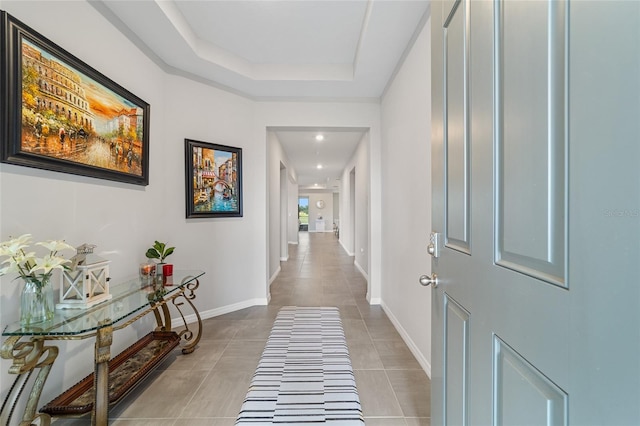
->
xmin=0 ymin=11 xmax=150 ymax=185
xmin=185 ymin=138 xmax=243 ymax=218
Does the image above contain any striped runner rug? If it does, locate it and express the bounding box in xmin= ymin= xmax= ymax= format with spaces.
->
xmin=236 ymin=306 xmax=365 ymax=424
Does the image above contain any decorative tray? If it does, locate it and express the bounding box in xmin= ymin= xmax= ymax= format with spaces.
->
xmin=41 ymin=331 xmax=180 ymax=416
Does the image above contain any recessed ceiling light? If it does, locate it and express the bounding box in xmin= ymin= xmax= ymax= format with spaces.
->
xmin=315 ymin=134 xmax=324 ymax=141
xmin=317 ymin=164 xmax=323 ymax=169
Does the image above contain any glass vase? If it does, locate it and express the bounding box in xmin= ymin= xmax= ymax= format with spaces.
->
xmin=20 ymin=276 xmax=54 ymax=327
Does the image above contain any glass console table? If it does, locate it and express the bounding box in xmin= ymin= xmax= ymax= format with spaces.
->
xmin=1 ymin=270 xmax=205 ymax=426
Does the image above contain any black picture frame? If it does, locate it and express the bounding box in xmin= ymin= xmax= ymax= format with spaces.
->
xmin=185 ymin=139 xmax=243 ymax=218
xmin=0 ymin=11 xmax=150 ymax=185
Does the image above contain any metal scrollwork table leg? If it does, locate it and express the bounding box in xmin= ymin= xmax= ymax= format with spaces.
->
xmin=1 ymin=336 xmax=57 ymax=426
xmin=150 ymin=277 xmax=202 ymax=354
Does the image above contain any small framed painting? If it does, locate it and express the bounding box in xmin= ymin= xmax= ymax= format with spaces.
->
xmin=185 ymin=139 xmax=243 ymax=218
xmin=0 ymin=12 xmax=150 ymax=185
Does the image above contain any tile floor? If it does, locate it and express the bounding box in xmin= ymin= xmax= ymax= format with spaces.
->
xmin=52 ymin=232 xmax=430 ymax=425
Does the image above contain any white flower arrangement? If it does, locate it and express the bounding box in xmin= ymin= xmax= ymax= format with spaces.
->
xmin=0 ymin=234 xmax=75 ymax=289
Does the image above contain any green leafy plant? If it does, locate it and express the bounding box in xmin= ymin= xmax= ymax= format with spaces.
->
xmin=145 ymin=241 xmax=175 ymax=263
xmin=147 ymin=286 xmax=167 ymax=303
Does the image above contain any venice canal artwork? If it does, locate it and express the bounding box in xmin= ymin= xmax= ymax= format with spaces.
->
xmin=20 ymin=39 xmax=145 ymax=177
xmin=192 ymin=146 xmax=239 ymax=214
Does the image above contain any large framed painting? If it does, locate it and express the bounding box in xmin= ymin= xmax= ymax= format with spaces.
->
xmin=0 ymin=11 xmax=150 ymax=185
xmin=185 ymin=139 xmax=243 ymax=218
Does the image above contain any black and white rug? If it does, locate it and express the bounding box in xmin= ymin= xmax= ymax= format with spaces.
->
xmin=236 ymin=306 xmax=365 ymax=424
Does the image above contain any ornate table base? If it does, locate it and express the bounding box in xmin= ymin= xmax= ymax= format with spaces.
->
xmin=2 ymin=273 xmax=203 ymax=426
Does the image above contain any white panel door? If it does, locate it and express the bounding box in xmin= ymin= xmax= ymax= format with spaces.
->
xmin=430 ymin=0 xmax=640 ymax=424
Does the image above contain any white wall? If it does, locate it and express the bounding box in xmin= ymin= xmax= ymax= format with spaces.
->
xmin=280 ymin=166 xmax=288 ymax=260
xmin=0 ymin=1 xmax=433 ymax=413
xmin=267 ymin=130 xmax=302 ymax=284
xmin=306 ymin=193 xmax=333 ymax=232
xmin=0 ymin=0 xmax=163 ymax=407
xmin=0 ymin=0 xmax=266 ymax=409
xmin=341 ymin=134 xmax=370 ymax=284
xmin=380 ymin=16 xmax=432 ymax=375
xmin=287 ymin=176 xmax=299 ymax=244
xmin=267 ymin=132 xmax=285 ymax=282
xmin=340 ymin=170 xmax=355 ymax=256
xmin=298 ymin=189 xmax=337 ymax=234
xmin=163 ymin=76 xmax=265 ymax=310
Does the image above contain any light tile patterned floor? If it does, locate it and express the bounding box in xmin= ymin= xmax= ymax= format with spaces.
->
xmin=51 ymin=232 xmax=430 ymax=425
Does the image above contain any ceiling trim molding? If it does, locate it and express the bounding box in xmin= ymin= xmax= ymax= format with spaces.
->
xmin=91 ymin=0 xmax=426 ymax=103
xmin=352 ymin=0 xmax=375 ymax=77
xmin=89 ymin=0 xmax=256 ymax=100
xmin=254 ymin=96 xmax=380 ymax=104
xmin=267 ymin=126 xmax=370 ymax=133
xmin=157 ymin=0 xmax=356 ymax=82
xmin=380 ymin=3 xmax=432 ymax=100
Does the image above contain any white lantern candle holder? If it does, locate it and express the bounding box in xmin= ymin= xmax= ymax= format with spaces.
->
xmin=57 ymin=244 xmax=112 ymax=310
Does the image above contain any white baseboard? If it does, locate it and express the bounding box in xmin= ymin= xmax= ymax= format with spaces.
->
xmin=269 ymin=266 xmax=281 ymax=285
xmin=381 ymin=301 xmax=432 ymax=378
xmin=288 ymin=241 xmax=298 ymax=245
xmin=171 ymin=298 xmax=268 ymax=329
xmin=354 ymin=260 xmax=368 ymax=281
xmin=339 ymin=240 xmax=355 ymax=256
xmin=367 ymin=296 xmax=381 ymax=305
xmin=280 ymin=256 xmax=288 ymax=261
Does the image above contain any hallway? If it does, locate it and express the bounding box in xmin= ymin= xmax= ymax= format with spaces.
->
xmin=271 ymin=232 xmax=431 ymax=425
xmin=53 ymin=232 xmax=430 ymax=425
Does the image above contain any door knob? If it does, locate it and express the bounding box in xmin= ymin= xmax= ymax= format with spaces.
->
xmin=419 ymin=273 xmax=438 ymax=287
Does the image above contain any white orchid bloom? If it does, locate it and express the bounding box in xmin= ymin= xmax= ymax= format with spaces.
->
xmin=0 ymin=234 xmax=75 ymax=284
xmin=0 ymin=262 xmax=20 ymax=275
xmin=29 ymin=254 xmax=70 ymax=275
xmin=0 ymin=249 xmax=36 ymax=276
xmin=0 ymin=234 xmax=32 ymax=256
xmin=36 ymin=240 xmax=75 ymax=253
xmin=14 ymin=250 xmax=36 ymax=263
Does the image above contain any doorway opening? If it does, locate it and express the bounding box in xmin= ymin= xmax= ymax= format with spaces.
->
xmin=298 ymin=197 xmax=309 ymax=231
